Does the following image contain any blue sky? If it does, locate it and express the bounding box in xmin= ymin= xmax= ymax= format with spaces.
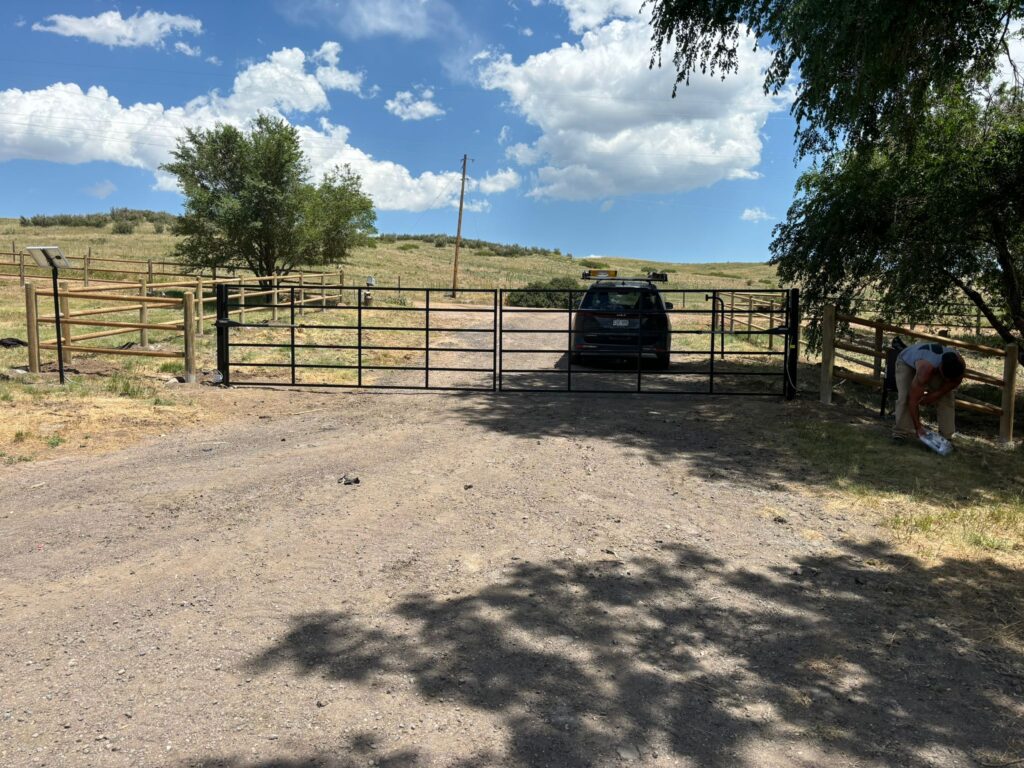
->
xmin=0 ymin=1 xmax=806 ymax=262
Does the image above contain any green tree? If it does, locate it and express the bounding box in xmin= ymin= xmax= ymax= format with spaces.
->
xmin=771 ymin=91 xmax=1024 ymax=356
xmin=645 ymin=0 xmax=1022 ymax=154
xmin=161 ymin=115 xmax=376 ymax=276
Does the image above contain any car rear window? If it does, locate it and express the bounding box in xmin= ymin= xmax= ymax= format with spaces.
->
xmin=580 ymin=288 xmax=659 ymax=311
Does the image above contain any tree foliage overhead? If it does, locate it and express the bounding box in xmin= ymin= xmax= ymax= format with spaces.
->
xmin=161 ymin=115 xmax=376 ymax=276
xmin=645 ymin=0 xmax=1023 ymax=154
xmin=772 ymin=91 xmax=1024 ymax=353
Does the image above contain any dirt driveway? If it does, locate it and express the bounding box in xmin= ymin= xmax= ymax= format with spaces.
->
xmin=1 ymin=389 xmax=1022 ymax=767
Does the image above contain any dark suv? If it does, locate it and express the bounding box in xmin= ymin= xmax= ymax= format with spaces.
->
xmin=571 ymin=272 xmax=672 ymax=368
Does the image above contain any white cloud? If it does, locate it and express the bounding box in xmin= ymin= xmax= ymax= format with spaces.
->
xmin=206 ymin=56 xmax=223 ymax=66
xmin=85 ymin=180 xmax=117 ymax=200
xmin=385 ymin=88 xmax=445 ymax=121
xmin=174 ymin=41 xmax=201 ymax=57
xmin=546 ymin=0 xmax=639 ymax=34
xmin=279 ymin=0 xmax=459 ymax=40
xmin=478 ymin=18 xmax=786 ymax=200
xmin=498 ymin=125 xmax=511 ymax=144
xmin=0 ymin=45 xmax=512 ymax=212
xmin=600 ymin=199 xmax=614 ymax=212
xmin=477 ymin=168 xmax=522 ymax=194
xmin=311 ymin=43 xmax=366 ymax=94
xmin=33 ymin=10 xmax=202 ymax=48
xmin=740 ymin=207 xmax=772 ymax=223
xmin=521 ymin=27 xmax=534 ymax=37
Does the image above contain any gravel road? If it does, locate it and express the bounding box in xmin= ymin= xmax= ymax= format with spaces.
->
xmin=1 ymin=389 xmax=1022 ymax=767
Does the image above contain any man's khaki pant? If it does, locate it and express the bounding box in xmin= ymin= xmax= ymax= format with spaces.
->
xmin=893 ymin=360 xmax=956 ymax=439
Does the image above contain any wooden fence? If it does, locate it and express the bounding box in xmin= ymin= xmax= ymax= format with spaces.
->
xmin=818 ymin=305 xmax=1019 ymax=443
xmin=21 ymin=272 xmax=348 ymax=378
xmin=722 ymin=291 xmax=787 ymax=350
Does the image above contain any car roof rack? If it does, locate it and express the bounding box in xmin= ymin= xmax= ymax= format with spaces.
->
xmin=581 ymin=269 xmax=668 ymax=283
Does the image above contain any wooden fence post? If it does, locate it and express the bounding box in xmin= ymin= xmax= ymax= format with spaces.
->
xmin=1000 ymin=343 xmax=1018 ymax=444
xmin=84 ymin=247 xmax=91 ymax=287
xmin=873 ymin=327 xmax=884 ymax=378
xmin=58 ymin=282 xmax=72 ymax=364
xmin=239 ymin=285 xmax=246 ymax=323
xmin=746 ymin=295 xmax=754 ymax=339
xmin=320 ymin=273 xmax=327 ymax=310
xmin=298 ymin=273 xmax=305 ymax=316
xmin=25 ymin=284 xmax=40 ymax=373
xmin=147 ymin=260 xmax=154 ymax=283
xmin=768 ymin=302 xmax=775 ymax=351
xmin=272 ymin=276 xmax=279 ymax=322
xmin=138 ymin=278 xmax=149 ymax=347
xmin=18 ymin=245 xmax=25 ymax=287
xmin=183 ymin=291 xmax=196 ymax=384
xmin=728 ymin=292 xmax=735 ymax=332
xmin=196 ymin=278 xmax=205 ymax=336
xmin=820 ymin=304 xmax=836 ymax=405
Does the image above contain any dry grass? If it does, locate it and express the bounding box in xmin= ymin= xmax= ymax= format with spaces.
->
xmin=2 ymin=219 xmax=1022 ymax=565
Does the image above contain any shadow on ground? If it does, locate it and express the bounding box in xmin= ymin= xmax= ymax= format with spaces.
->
xmin=190 ymin=542 xmax=1024 ymax=767
xmin=447 ymin=383 xmax=1024 ymax=517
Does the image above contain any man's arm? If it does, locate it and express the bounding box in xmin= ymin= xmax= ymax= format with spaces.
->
xmin=907 ymin=361 xmax=936 ymax=436
xmin=920 ymin=378 xmax=960 ymax=405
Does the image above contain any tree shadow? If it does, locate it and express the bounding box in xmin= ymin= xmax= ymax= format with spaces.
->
xmin=445 ymin=379 xmax=1023 ymax=518
xmin=217 ymin=542 xmax=1024 ymax=767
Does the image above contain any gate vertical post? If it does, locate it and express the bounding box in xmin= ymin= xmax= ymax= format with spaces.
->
xmin=785 ymin=288 xmax=801 ymax=401
xmin=357 ymin=288 xmax=363 ymax=387
xmin=498 ymin=290 xmax=504 ymax=392
xmin=424 ymin=289 xmax=430 ymax=389
xmin=290 ymin=287 xmax=297 ymax=386
xmin=567 ymin=289 xmax=574 ymax=392
xmin=215 ymin=283 xmax=230 ymax=386
xmin=708 ymin=292 xmax=716 ymax=394
xmin=492 ymin=290 xmax=498 ymax=392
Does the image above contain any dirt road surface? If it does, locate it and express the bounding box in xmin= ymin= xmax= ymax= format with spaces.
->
xmin=1 ymin=389 xmax=1022 ymax=767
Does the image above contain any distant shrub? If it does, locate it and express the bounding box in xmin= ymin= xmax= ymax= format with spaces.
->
xmin=506 ymin=276 xmax=583 ymax=309
xmin=111 ymin=220 xmax=135 ymax=235
xmin=580 ymin=259 xmax=611 ymax=269
xmin=397 ymin=243 xmax=419 ymax=251
xmin=18 ymin=209 xmax=178 ymax=228
xmin=153 ymin=223 xmax=165 ymax=234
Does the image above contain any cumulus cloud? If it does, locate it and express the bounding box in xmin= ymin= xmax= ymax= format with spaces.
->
xmin=740 ymin=207 xmax=772 ymax=223
xmin=477 ymin=168 xmax=522 ymax=194
xmin=0 ymin=44 xmax=512 ymax=212
xmin=311 ymin=42 xmax=366 ymax=94
xmin=85 ymin=180 xmax=117 ymax=200
xmin=33 ymin=10 xmax=202 ymax=48
xmin=478 ymin=17 xmax=787 ymax=200
xmin=385 ymin=88 xmax=445 ymax=120
xmin=545 ymin=0 xmax=639 ymax=33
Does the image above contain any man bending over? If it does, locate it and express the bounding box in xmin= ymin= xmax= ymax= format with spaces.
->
xmin=893 ymin=342 xmax=966 ymax=443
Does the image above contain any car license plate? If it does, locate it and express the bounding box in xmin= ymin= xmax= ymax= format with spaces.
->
xmin=612 ymin=319 xmax=629 ymax=327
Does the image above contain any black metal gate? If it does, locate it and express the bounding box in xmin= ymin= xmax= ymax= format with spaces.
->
xmin=215 ymin=283 xmax=799 ymax=398
xmin=215 ymin=283 xmax=498 ymax=391
xmin=498 ymin=288 xmax=799 ymax=398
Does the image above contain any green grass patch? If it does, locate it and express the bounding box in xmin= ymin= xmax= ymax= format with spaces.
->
xmin=106 ymin=372 xmax=153 ymax=399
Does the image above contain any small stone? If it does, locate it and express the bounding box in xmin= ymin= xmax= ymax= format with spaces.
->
xmin=772 ymin=515 xmax=788 ymax=524
xmin=463 ymin=484 xmax=473 ymax=490
xmin=339 ymin=474 xmax=360 ymax=485
xmin=617 ymin=743 xmax=641 ymax=762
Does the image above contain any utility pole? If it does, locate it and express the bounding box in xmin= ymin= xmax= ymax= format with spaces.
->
xmin=451 ymin=154 xmax=468 ymax=298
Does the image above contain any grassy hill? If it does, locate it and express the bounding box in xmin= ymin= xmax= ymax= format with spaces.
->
xmin=0 ymin=218 xmax=778 ymax=291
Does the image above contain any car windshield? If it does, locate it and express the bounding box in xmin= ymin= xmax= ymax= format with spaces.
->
xmin=580 ymin=288 xmax=658 ymax=311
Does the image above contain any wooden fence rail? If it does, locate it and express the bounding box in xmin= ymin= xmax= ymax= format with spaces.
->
xmin=818 ymin=304 xmax=1018 ymax=443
